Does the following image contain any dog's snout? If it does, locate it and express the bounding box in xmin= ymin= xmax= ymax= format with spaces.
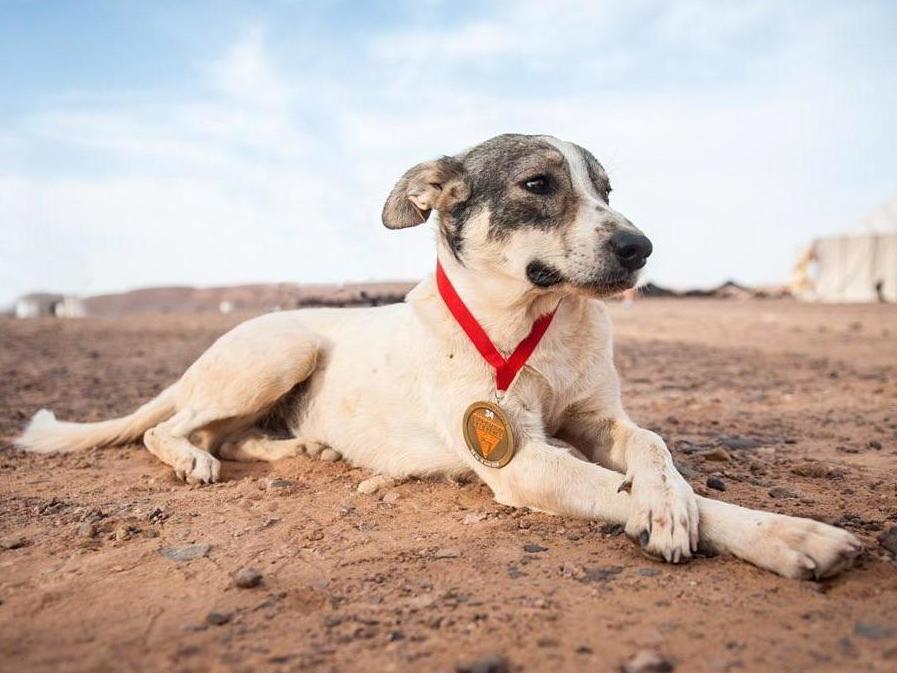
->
xmin=609 ymin=230 xmax=653 ymax=271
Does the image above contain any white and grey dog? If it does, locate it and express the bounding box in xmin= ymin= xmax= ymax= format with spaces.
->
xmin=17 ymin=133 xmax=861 ymax=579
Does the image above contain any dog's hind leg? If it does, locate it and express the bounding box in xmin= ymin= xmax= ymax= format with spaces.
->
xmin=144 ymin=409 xmax=226 ymax=484
xmin=142 ymin=319 xmax=322 ymax=482
xmin=218 ymin=433 xmax=341 ymax=463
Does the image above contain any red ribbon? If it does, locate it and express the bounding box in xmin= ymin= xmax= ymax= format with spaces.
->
xmin=436 ymin=261 xmax=560 ymax=392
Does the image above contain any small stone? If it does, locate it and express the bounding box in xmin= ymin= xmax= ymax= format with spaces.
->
xmin=854 ymin=621 xmax=895 ymax=641
xmin=234 ymin=567 xmax=263 ymax=589
xmin=434 ymin=548 xmax=462 ymax=559
xmin=307 ymin=529 xmax=324 ymax=541
xmin=463 ymin=512 xmax=487 ymax=525
xmin=621 ymin=649 xmax=675 ymax=673
xmin=319 ymin=448 xmax=341 ymax=462
xmin=600 ymin=523 xmax=625 ymax=536
xmin=381 ymin=491 xmax=400 ymax=504
xmin=700 ymin=448 xmax=731 ymax=462
xmin=791 ymin=462 xmax=840 ymax=479
xmin=161 ymin=544 xmax=211 ymax=562
xmin=455 ymin=654 xmax=510 ymax=673
xmin=878 ymin=526 xmax=897 ymax=554
xmin=357 ymin=475 xmax=392 ymax=495
xmin=265 ymin=479 xmax=295 ymax=491
xmin=868 ymin=440 xmax=883 ymax=450
xmin=524 ymin=544 xmax=548 ymax=553
xmin=0 ymin=537 xmax=27 ymax=550
xmin=706 ymin=476 xmax=727 ymax=491
xmin=114 ymin=525 xmax=133 ymax=542
xmin=718 ymin=436 xmax=762 ymax=450
xmin=206 ymin=611 xmax=232 ymax=626
xmin=77 ymin=522 xmax=97 ymax=538
xmin=768 ymin=486 xmax=799 ymax=499
xmin=583 ymin=566 xmax=624 ymax=583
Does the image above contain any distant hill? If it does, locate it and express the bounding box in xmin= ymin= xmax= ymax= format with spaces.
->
xmin=82 ymin=281 xmax=417 ymax=317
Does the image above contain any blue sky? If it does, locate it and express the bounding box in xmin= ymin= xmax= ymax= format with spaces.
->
xmin=2 ymin=0 xmax=896 ymax=305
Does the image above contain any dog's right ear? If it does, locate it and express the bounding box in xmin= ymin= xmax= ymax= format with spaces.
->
xmin=382 ymin=157 xmax=470 ymax=229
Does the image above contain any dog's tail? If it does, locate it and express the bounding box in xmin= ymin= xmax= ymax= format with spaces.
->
xmin=15 ymin=385 xmax=177 ymax=454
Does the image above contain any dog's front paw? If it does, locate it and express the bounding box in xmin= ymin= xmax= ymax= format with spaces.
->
xmin=623 ymin=468 xmax=699 ymax=564
xmin=744 ymin=513 xmax=862 ymax=580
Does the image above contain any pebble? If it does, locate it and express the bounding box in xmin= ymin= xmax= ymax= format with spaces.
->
xmin=319 ymin=448 xmax=341 ymax=462
xmin=161 ymin=544 xmax=211 ymax=562
xmin=524 ymin=544 xmax=548 ymax=553
xmin=583 ymin=566 xmax=624 ymax=583
xmin=77 ymin=522 xmax=97 ymax=538
xmin=381 ymin=491 xmax=400 ymax=504
xmin=878 ymin=526 xmax=897 ymax=554
xmin=854 ymin=621 xmax=896 ymax=641
xmin=791 ymin=462 xmax=840 ymax=479
xmin=455 ymin=654 xmax=510 ymax=673
xmin=700 ymin=448 xmax=731 ymax=462
xmin=434 ymin=548 xmax=462 ymax=559
xmin=357 ymin=475 xmax=392 ymax=495
xmin=718 ymin=436 xmax=762 ymax=450
xmin=706 ymin=476 xmax=727 ymax=491
xmin=463 ymin=512 xmax=487 ymax=525
xmin=234 ymin=567 xmax=263 ymax=589
xmin=264 ymin=479 xmax=295 ymax=491
xmin=307 ymin=529 xmax=325 ymax=541
xmin=114 ymin=525 xmax=134 ymax=542
xmin=206 ymin=611 xmax=232 ymax=626
xmin=0 ymin=536 xmax=27 ymax=550
xmin=621 ymin=649 xmax=675 ymax=673
xmin=768 ymin=486 xmax=799 ymax=499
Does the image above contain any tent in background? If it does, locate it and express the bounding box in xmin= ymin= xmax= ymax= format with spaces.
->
xmin=793 ymin=196 xmax=897 ymax=302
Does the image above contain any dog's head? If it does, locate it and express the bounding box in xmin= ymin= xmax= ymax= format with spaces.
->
xmin=382 ymin=133 xmax=651 ymax=298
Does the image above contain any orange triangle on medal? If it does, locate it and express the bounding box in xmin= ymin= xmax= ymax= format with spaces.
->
xmin=473 ymin=412 xmax=504 ymax=458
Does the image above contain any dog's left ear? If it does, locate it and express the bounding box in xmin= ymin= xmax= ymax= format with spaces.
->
xmin=382 ymin=156 xmax=470 ymax=229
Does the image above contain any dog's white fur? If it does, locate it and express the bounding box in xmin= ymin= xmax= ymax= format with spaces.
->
xmin=17 ymin=134 xmax=861 ymax=580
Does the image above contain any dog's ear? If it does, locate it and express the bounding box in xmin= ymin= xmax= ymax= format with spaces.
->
xmin=382 ymin=156 xmax=470 ymax=229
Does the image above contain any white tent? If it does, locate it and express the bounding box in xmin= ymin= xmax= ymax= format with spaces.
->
xmin=794 ymin=196 xmax=897 ymax=302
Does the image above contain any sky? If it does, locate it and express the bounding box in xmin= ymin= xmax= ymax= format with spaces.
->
xmin=1 ymin=0 xmax=896 ymax=306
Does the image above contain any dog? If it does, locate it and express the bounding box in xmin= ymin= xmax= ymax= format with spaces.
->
xmin=16 ymin=133 xmax=861 ymax=579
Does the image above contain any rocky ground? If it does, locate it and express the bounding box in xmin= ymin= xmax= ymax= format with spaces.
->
xmin=1 ymin=299 xmax=896 ymax=673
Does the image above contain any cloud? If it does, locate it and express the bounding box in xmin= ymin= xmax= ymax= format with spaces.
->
xmin=205 ymin=26 xmax=292 ymax=109
xmin=1 ymin=1 xmax=895 ymax=306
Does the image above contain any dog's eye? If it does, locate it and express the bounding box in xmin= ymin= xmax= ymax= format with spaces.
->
xmin=522 ymin=175 xmax=552 ymax=195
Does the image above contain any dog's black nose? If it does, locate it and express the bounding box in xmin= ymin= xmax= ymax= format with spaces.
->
xmin=609 ymin=230 xmax=653 ymax=271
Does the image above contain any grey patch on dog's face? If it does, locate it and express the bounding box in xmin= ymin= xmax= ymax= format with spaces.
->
xmin=447 ymin=134 xmax=579 ymax=248
xmin=578 ymin=146 xmax=612 ymax=203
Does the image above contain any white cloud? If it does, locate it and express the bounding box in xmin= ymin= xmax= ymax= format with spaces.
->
xmin=1 ymin=1 xmax=895 ymax=306
xmin=205 ymin=26 xmax=291 ymax=109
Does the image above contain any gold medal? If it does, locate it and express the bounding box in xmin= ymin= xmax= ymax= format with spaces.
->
xmin=462 ymin=401 xmax=516 ymax=468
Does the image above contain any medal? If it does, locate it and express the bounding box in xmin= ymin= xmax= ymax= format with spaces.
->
xmin=463 ymin=400 xmax=516 ymax=468
xmin=436 ymin=261 xmax=560 ymax=469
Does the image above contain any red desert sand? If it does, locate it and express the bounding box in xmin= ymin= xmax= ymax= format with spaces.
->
xmin=1 ymin=299 xmax=896 ymax=673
